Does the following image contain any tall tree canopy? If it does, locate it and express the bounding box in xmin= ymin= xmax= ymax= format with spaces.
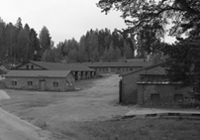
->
xmin=39 ymin=26 xmax=51 ymax=55
xmin=98 ymin=0 xmax=200 ymax=100
xmin=57 ymin=28 xmax=136 ymax=63
xmin=97 ymin=0 xmax=200 ymax=38
xmin=0 ymin=17 xmax=47 ymax=66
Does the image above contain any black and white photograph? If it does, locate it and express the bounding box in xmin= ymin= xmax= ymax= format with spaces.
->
xmin=0 ymin=0 xmax=200 ymax=139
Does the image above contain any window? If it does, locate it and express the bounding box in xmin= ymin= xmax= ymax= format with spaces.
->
xmin=12 ymin=81 xmax=17 ymax=86
xmin=27 ymin=81 xmax=33 ymax=86
xmin=174 ymin=94 xmax=183 ymax=102
xmin=31 ymin=65 xmax=34 ymax=69
xmin=53 ymin=82 xmax=59 ymax=87
xmin=26 ymin=65 xmax=29 ymax=70
xmin=151 ymin=93 xmax=160 ymax=102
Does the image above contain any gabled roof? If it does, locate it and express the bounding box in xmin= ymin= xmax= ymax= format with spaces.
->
xmin=16 ymin=61 xmax=95 ymax=71
xmin=82 ymin=60 xmax=151 ymax=67
xmin=120 ymin=62 xmax=166 ymax=77
xmin=5 ymin=70 xmax=72 ymax=78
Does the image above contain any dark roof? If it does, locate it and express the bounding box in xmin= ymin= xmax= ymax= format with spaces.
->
xmin=126 ymin=58 xmax=146 ymax=62
xmin=5 ymin=70 xmax=71 ymax=78
xmin=120 ymin=62 xmax=166 ymax=77
xmin=137 ymin=74 xmax=169 ymax=85
xmin=82 ymin=61 xmax=151 ymax=67
xmin=137 ymin=74 xmax=181 ymax=85
xmin=26 ymin=61 xmax=95 ymax=71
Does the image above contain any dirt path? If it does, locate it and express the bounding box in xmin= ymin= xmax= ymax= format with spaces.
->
xmin=26 ymin=74 xmax=129 ymax=124
xmin=0 ymin=75 xmax=130 ymax=139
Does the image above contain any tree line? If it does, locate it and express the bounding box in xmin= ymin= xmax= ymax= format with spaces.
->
xmin=43 ymin=26 xmax=164 ymax=63
xmin=0 ymin=17 xmax=51 ymax=67
xmin=44 ymin=28 xmax=137 ymax=62
xmin=0 ymin=16 xmax=164 ymax=66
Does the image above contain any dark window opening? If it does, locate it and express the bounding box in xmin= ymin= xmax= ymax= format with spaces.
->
xmin=12 ymin=81 xmax=17 ymax=86
xmin=26 ymin=65 xmax=29 ymax=70
xmin=151 ymin=93 xmax=160 ymax=102
xmin=27 ymin=81 xmax=33 ymax=86
xmin=174 ymin=94 xmax=183 ymax=102
xmin=31 ymin=65 xmax=34 ymax=69
xmin=53 ymin=82 xmax=59 ymax=87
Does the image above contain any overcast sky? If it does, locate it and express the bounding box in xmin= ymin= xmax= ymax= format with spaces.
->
xmin=0 ymin=0 xmax=175 ymax=45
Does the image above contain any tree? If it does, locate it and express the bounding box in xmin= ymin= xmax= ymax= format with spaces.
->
xmin=114 ymin=46 xmax=122 ymax=61
xmin=15 ymin=17 xmax=22 ymax=29
xmin=0 ymin=18 xmax=6 ymax=62
xmin=98 ymin=0 xmax=200 ymax=101
xmin=163 ymin=39 xmax=200 ymax=83
xmin=137 ymin=22 xmax=164 ymax=57
xmin=41 ymin=48 xmax=62 ymax=62
xmin=30 ymin=29 xmax=41 ymax=61
xmin=5 ymin=23 xmax=17 ymax=65
xmin=97 ymin=0 xmax=200 ymax=37
xmin=39 ymin=26 xmax=51 ymax=55
xmin=86 ymin=30 xmax=99 ymax=61
xmin=77 ymin=36 xmax=88 ymax=62
xmin=106 ymin=41 xmax=119 ymax=61
xmin=17 ymin=28 xmax=30 ymax=62
xmin=68 ymin=49 xmax=78 ymax=61
xmin=92 ymin=47 xmax=100 ymax=62
xmin=102 ymin=47 xmax=109 ymax=62
xmin=123 ymin=40 xmax=133 ymax=59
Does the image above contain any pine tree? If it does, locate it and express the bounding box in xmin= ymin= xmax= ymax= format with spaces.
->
xmin=123 ymin=41 xmax=133 ymax=59
xmin=114 ymin=46 xmax=122 ymax=61
xmin=39 ymin=26 xmax=51 ymax=55
xmin=102 ymin=47 xmax=109 ymax=62
xmin=92 ymin=47 xmax=100 ymax=62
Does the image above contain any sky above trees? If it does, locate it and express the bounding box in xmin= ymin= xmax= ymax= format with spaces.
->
xmin=0 ymin=0 xmax=175 ymax=45
xmin=0 ymin=0 xmax=126 ymax=45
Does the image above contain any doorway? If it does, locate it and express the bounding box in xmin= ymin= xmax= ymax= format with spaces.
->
xmin=39 ymin=79 xmax=46 ymax=91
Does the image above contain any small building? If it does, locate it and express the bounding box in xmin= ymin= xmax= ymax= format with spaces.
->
xmin=14 ymin=61 xmax=97 ymax=80
xmin=83 ymin=59 xmax=151 ymax=74
xmin=119 ymin=63 xmax=193 ymax=105
xmin=5 ymin=70 xmax=75 ymax=91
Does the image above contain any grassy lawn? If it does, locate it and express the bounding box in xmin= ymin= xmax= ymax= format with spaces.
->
xmin=63 ymin=118 xmax=200 ymax=140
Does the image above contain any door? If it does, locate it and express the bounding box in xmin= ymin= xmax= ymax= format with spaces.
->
xmin=119 ymin=80 xmax=122 ymax=103
xmin=39 ymin=80 xmax=46 ymax=91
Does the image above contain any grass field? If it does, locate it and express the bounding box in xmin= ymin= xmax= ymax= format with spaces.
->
xmin=61 ymin=118 xmax=200 ymax=140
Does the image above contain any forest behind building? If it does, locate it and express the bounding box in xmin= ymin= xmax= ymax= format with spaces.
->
xmin=0 ymin=17 xmax=165 ymax=67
